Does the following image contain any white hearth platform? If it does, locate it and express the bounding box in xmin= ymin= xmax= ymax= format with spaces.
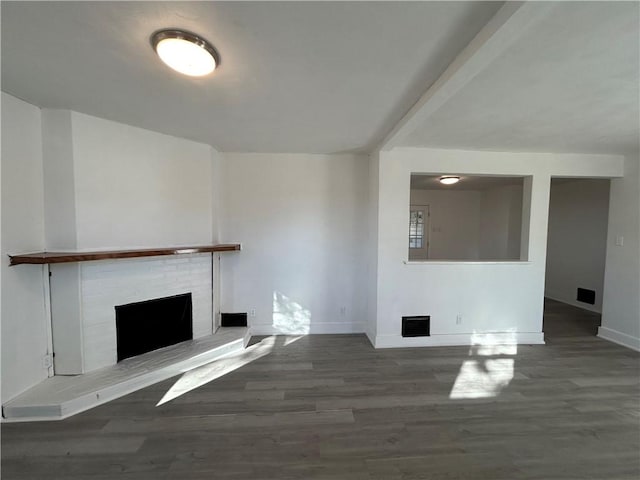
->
xmin=2 ymin=327 xmax=250 ymax=422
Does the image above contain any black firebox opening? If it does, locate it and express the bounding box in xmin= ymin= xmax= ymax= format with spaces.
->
xmin=115 ymin=293 xmax=193 ymax=362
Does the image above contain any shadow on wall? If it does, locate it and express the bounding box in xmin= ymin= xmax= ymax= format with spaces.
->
xmin=449 ymin=330 xmax=518 ymax=399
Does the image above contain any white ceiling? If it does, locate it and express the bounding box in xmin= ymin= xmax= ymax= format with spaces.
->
xmin=402 ymin=1 xmax=640 ymax=155
xmin=3 ymin=2 xmax=637 ymax=156
xmin=1 ymin=1 xmax=502 ymax=153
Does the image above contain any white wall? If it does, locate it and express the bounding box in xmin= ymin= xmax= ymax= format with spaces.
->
xmin=69 ymin=112 xmax=214 ymax=250
xmin=211 ymin=147 xmax=224 ymax=245
xmin=409 ymin=189 xmax=482 ymax=260
xmin=42 ymin=109 xmax=77 ymax=249
xmin=220 ymin=153 xmax=368 ymax=335
xmin=1 ymin=93 xmax=49 ymax=402
xmin=601 ymin=154 xmax=640 ymax=350
xmin=506 ymin=186 xmax=524 ymax=259
xmin=479 ymin=185 xmax=523 ymax=260
xmin=373 ymin=148 xmax=624 ymax=348
xmin=545 ymin=179 xmax=610 ymax=312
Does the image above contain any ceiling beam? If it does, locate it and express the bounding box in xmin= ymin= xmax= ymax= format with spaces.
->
xmin=377 ymin=1 xmax=555 ymax=152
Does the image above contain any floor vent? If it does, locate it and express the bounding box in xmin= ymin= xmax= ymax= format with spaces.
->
xmin=221 ymin=312 xmax=248 ymax=327
xmin=577 ymin=288 xmax=596 ymax=305
xmin=402 ymin=316 xmax=430 ymax=337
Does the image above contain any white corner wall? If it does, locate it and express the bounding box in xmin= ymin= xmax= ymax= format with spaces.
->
xmin=367 ymin=152 xmax=380 ymax=343
xmin=545 ymin=179 xmax=610 ymax=312
xmin=220 ymin=153 xmax=368 ymax=335
xmin=1 ymin=93 xmax=49 ymax=403
xmin=42 ymin=109 xmax=77 ymax=249
xmin=69 ymin=112 xmax=214 ymax=250
xmin=374 ymin=148 xmax=624 ymax=348
xmin=600 ymin=154 xmax=640 ymax=350
xmin=211 ymin=147 xmax=224 ymax=245
xmin=210 ymin=146 xmax=224 ymax=327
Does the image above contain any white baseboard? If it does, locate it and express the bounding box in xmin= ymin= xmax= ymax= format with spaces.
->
xmin=597 ymin=326 xmax=640 ymax=352
xmin=249 ymin=322 xmax=365 ymax=336
xmin=364 ymin=328 xmax=376 ymax=348
xmin=544 ymin=294 xmax=601 ymax=314
xmin=374 ymin=331 xmax=545 ymax=349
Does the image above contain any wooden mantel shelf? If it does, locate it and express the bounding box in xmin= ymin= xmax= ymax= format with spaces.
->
xmin=8 ymin=244 xmax=241 ymax=266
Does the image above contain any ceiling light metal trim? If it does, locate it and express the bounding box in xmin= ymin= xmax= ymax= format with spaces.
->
xmin=439 ymin=176 xmax=461 ymax=185
xmin=150 ymin=28 xmax=220 ymax=75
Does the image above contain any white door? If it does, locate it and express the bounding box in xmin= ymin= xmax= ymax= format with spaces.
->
xmin=409 ymin=205 xmax=430 ymax=260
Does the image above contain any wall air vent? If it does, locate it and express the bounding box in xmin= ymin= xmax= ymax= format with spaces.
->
xmin=402 ymin=316 xmax=430 ymax=337
xmin=577 ymin=288 xmax=596 ymax=305
xmin=221 ymin=312 xmax=248 ymax=327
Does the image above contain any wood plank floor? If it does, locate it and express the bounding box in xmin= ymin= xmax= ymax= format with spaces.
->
xmin=2 ymin=299 xmax=639 ymax=479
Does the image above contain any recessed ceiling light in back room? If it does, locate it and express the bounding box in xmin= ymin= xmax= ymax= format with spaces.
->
xmin=439 ymin=176 xmax=460 ymax=185
xmin=151 ymin=29 xmax=220 ymax=77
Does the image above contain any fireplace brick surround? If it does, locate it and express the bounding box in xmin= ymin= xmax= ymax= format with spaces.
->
xmin=50 ymin=253 xmax=214 ymax=374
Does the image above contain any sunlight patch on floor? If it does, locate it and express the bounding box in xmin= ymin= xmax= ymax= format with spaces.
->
xmin=282 ymin=335 xmax=305 ymax=346
xmin=449 ymin=330 xmax=518 ymax=400
xmin=156 ymin=336 xmax=277 ymax=406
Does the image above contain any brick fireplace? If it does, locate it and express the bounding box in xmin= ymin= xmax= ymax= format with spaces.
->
xmin=49 ymin=253 xmax=214 ymax=374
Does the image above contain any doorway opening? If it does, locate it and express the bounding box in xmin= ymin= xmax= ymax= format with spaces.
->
xmin=544 ymin=178 xmax=610 ymax=339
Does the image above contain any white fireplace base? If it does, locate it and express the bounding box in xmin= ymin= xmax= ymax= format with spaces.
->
xmin=2 ymin=327 xmax=250 ymax=422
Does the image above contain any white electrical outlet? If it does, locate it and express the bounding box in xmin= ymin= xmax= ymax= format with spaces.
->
xmin=456 ymin=314 xmax=463 ymax=325
xmin=616 ymin=235 xmax=624 ymax=246
xmin=340 ymin=306 xmax=347 ymax=316
xmin=250 ymin=309 xmax=256 ymax=317
xmin=43 ymin=353 xmax=53 ymax=369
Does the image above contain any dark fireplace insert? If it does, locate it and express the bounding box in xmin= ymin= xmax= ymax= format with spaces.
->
xmin=115 ymin=293 xmax=193 ymax=362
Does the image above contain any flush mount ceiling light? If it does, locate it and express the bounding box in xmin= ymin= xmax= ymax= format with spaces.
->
xmin=439 ymin=176 xmax=460 ymax=185
xmin=151 ymin=29 xmax=220 ymax=77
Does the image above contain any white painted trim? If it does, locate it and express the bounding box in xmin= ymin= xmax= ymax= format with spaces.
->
xmin=597 ymin=327 xmax=640 ymax=352
xmin=374 ymin=332 xmax=545 ymax=349
xmin=249 ymin=322 xmax=365 ymax=336
xmin=215 ymin=253 xmax=222 ymax=330
xmin=364 ymin=326 xmax=376 ymax=348
xmin=43 ymin=265 xmax=55 ymax=377
xmin=544 ymin=294 xmax=601 ymax=314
